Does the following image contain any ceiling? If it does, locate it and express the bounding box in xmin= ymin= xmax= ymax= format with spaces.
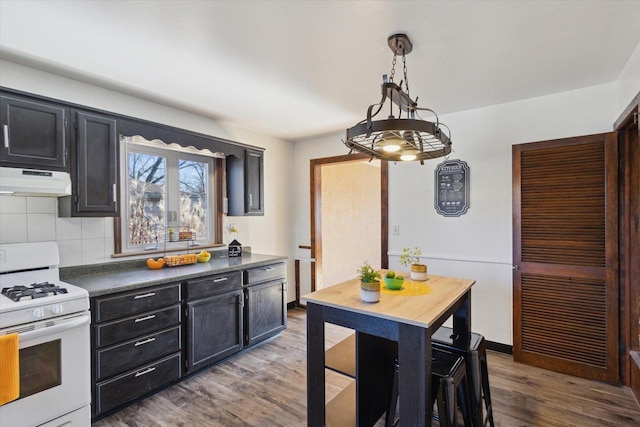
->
xmin=1 ymin=0 xmax=639 ymax=141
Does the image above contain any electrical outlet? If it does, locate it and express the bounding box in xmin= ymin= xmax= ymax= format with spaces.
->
xmin=392 ymin=225 xmax=400 ymax=235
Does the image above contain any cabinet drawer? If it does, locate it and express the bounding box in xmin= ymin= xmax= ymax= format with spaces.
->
xmin=244 ymin=263 xmax=285 ymax=285
xmin=187 ymin=271 xmax=242 ymax=300
xmin=96 ymin=326 xmax=181 ymax=381
xmin=95 ymin=352 xmax=181 ymax=415
xmin=95 ymin=304 xmax=181 ymax=348
xmin=94 ymin=283 xmax=181 ymax=323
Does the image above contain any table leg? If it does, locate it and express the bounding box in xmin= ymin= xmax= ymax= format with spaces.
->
xmin=398 ymin=323 xmax=432 ymax=427
xmin=452 ymin=289 xmax=471 ymax=337
xmin=307 ymin=303 xmax=325 ymax=427
xmin=452 ymin=289 xmax=483 ymax=426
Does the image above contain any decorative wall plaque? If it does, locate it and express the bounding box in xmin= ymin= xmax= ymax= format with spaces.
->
xmin=434 ymin=159 xmax=470 ymax=217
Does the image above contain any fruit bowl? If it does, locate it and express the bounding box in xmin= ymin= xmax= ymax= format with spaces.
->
xmin=196 ymin=250 xmax=211 ymax=263
xmin=384 ymin=277 xmax=404 ymax=290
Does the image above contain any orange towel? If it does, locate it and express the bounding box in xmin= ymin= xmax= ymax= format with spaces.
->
xmin=0 ymin=333 xmax=20 ymax=405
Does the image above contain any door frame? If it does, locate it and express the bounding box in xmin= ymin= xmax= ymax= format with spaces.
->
xmin=310 ymin=153 xmax=388 ymax=292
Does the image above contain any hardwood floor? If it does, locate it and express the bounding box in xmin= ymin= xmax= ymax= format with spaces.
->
xmin=93 ymin=308 xmax=640 ymax=426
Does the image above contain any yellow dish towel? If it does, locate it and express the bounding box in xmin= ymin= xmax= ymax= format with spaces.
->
xmin=0 ymin=333 xmax=20 ymax=405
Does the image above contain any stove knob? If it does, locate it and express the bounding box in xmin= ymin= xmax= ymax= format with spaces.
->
xmin=33 ymin=307 xmax=45 ymax=318
xmin=51 ymin=304 xmax=64 ymax=315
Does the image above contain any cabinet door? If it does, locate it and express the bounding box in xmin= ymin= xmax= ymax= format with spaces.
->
xmin=226 ymin=148 xmax=264 ymax=216
xmin=245 ymin=149 xmax=263 ymax=215
xmin=0 ymin=95 xmax=67 ymax=170
xmin=244 ymin=279 xmax=287 ymax=346
xmin=187 ymin=290 xmax=243 ymax=372
xmin=73 ymin=111 xmax=118 ymax=215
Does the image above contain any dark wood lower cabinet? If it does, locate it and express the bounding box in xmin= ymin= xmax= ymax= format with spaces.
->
xmin=244 ymin=279 xmax=287 ymax=346
xmin=90 ymin=262 xmax=287 ymax=421
xmin=97 ymin=326 xmax=182 ymax=381
xmin=91 ymin=284 xmax=183 ymax=419
xmin=187 ymin=289 xmax=244 ymax=371
xmin=95 ymin=353 xmax=182 ymax=415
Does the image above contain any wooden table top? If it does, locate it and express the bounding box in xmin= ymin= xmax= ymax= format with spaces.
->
xmin=302 ymin=273 xmax=475 ymax=328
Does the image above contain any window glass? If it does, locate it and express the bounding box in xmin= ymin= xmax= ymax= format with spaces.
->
xmin=179 ymin=159 xmax=209 ymax=240
xmin=128 ymin=152 xmax=166 ymax=246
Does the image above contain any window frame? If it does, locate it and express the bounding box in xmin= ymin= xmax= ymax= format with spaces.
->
xmin=117 ymin=135 xmax=221 ymax=255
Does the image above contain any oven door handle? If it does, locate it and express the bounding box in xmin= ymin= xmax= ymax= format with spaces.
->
xmin=14 ymin=313 xmax=90 ymax=341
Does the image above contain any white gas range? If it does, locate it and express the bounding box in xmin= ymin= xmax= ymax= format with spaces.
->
xmin=0 ymin=242 xmax=90 ymax=427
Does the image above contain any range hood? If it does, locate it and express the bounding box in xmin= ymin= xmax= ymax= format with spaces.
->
xmin=0 ymin=167 xmax=72 ymax=197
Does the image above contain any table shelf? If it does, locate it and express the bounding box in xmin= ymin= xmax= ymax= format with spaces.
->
xmin=326 ymin=379 xmax=355 ymax=427
xmin=325 ymin=333 xmax=355 ymax=378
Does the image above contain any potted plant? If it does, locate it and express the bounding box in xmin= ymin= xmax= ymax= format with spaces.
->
xmin=399 ymin=246 xmax=428 ymax=281
xmin=358 ymin=261 xmax=381 ymax=302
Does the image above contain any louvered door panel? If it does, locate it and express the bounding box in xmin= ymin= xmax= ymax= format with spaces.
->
xmin=521 ymin=143 xmax=605 ymax=267
xmin=513 ymin=132 xmax=619 ymax=384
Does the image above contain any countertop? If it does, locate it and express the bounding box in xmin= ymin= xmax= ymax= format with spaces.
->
xmin=61 ymin=253 xmax=287 ymax=297
xmin=302 ymin=273 xmax=474 ymax=328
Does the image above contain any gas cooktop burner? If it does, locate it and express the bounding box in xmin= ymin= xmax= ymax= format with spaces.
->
xmin=1 ymin=282 xmax=68 ymax=302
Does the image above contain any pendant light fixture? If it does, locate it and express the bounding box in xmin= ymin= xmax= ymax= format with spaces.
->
xmin=344 ymin=34 xmax=452 ymax=164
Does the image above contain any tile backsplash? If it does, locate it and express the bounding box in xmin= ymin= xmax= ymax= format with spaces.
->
xmin=0 ymin=196 xmax=114 ymax=267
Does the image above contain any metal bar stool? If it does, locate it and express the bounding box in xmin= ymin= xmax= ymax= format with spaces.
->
xmin=432 ymin=326 xmax=495 ymax=427
xmin=385 ymin=348 xmax=472 ymax=427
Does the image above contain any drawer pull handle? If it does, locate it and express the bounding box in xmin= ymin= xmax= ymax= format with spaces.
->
xmin=134 ymin=367 xmax=156 ymax=377
xmin=134 ymin=315 xmax=156 ymax=323
xmin=3 ymin=125 xmax=8 ymax=148
xmin=264 ymin=267 xmax=275 ymax=272
xmin=134 ymin=292 xmax=156 ymax=299
xmin=134 ymin=337 xmax=156 ymax=346
xmin=213 ymin=277 xmax=228 ymax=283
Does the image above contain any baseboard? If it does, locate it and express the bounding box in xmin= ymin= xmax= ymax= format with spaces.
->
xmin=287 ymin=301 xmax=297 ymax=310
xmin=487 ymin=340 xmax=513 ymax=354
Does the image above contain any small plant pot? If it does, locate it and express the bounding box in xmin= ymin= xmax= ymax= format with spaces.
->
xmin=410 ymin=264 xmax=428 ymax=281
xmin=360 ymin=281 xmax=381 ymax=303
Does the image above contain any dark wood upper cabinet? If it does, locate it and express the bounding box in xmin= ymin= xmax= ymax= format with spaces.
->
xmin=245 ymin=149 xmax=264 ymax=215
xmin=0 ymin=94 xmax=68 ymax=171
xmin=59 ymin=111 xmax=118 ymax=217
xmin=226 ymin=148 xmax=264 ymax=216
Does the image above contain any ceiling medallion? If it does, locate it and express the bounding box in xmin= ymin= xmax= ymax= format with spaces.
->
xmin=344 ymin=33 xmax=452 ymax=164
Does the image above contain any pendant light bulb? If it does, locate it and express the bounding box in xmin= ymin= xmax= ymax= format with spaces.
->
xmin=379 ymin=131 xmax=404 ymax=152
xmin=400 ymin=149 xmax=418 ymax=161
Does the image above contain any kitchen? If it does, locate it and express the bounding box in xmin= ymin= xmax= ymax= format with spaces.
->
xmin=0 ymin=1 xmax=639 ymax=426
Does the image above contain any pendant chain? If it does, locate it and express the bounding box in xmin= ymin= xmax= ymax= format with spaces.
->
xmin=402 ymin=53 xmax=410 ymax=97
xmin=390 ymin=54 xmax=397 ymax=83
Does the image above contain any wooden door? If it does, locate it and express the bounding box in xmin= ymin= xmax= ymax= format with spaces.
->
xmin=513 ymin=132 xmax=619 ymax=384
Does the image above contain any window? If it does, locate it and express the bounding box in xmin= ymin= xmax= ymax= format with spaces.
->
xmin=121 ymin=135 xmax=218 ymax=252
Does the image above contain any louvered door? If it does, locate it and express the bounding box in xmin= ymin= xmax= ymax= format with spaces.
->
xmin=513 ymin=132 xmax=619 ymax=384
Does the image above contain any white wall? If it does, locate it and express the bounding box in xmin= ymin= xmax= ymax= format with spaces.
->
xmin=615 ymin=40 xmax=640 ymax=116
xmin=0 ymin=60 xmax=297 ymax=302
xmin=294 ymin=81 xmax=624 ymax=345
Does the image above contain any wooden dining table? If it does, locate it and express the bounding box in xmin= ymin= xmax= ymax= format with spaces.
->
xmin=304 ymin=273 xmax=475 ymax=427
